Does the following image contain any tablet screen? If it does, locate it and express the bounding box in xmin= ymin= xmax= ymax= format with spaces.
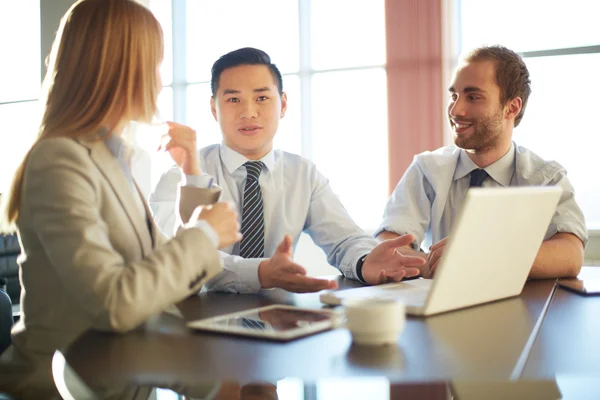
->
xmin=213 ymin=307 xmax=333 ymax=332
xmin=187 ymin=305 xmax=341 ymax=340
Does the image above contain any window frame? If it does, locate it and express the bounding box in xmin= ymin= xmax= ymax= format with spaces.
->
xmin=454 ymin=0 xmax=600 ymax=230
xmin=161 ymin=0 xmax=387 ymax=161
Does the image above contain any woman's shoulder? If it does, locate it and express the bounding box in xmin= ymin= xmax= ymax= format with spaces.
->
xmin=28 ymin=137 xmax=91 ymax=169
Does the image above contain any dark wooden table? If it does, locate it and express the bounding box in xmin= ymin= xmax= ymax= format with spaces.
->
xmin=522 ymin=267 xmax=600 ymax=378
xmin=63 ymin=273 xmax=567 ymax=393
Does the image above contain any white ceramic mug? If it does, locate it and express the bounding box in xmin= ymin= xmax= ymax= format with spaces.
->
xmin=343 ymin=298 xmax=405 ymax=346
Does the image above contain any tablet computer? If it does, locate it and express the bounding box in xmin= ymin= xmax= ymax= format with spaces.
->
xmin=187 ymin=305 xmax=343 ymax=341
xmin=557 ymin=278 xmax=600 ymax=296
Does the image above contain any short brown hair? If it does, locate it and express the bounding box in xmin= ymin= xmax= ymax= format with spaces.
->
xmin=463 ymin=45 xmax=531 ymax=127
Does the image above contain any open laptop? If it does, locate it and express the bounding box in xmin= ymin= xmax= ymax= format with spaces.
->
xmin=320 ymin=186 xmax=562 ymax=316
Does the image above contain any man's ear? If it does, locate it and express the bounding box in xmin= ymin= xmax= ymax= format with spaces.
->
xmin=210 ymin=96 xmax=218 ymax=121
xmin=505 ymin=97 xmax=522 ymax=121
xmin=280 ymin=92 xmax=288 ymax=119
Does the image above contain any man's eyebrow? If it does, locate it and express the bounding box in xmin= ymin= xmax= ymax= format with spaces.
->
xmin=222 ymin=88 xmax=272 ymax=95
xmin=448 ymin=85 xmax=486 ymax=93
xmin=464 ymin=86 xmax=486 ymax=94
xmin=222 ymin=89 xmax=240 ymax=95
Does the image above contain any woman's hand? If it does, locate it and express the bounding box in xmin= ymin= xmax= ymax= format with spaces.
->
xmin=160 ymin=121 xmax=201 ymax=175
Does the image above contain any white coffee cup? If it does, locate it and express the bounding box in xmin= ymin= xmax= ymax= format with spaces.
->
xmin=343 ymin=298 xmax=405 ymax=346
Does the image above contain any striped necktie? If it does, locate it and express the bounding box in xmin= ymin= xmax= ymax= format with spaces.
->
xmin=240 ymin=161 xmax=265 ymax=258
xmin=242 ymin=317 xmax=266 ymax=330
xmin=469 ymin=168 xmax=489 ymax=187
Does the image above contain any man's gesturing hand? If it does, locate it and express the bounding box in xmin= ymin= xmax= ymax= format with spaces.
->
xmin=362 ymin=234 xmax=425 ymax=285
xmin=258 ymin=235 xmax=337 ymax=293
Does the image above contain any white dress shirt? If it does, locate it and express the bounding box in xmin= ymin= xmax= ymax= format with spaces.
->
xmin=377 ymin=142 xmax=588 ymax=250
xmin=149 ymin=143 xmax=377 ymax=293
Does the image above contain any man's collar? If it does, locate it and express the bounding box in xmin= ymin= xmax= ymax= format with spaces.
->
xmin=453 ymin=142 xmax=515 ymax=187
xmin=220 ymin=142 xmax=275 ymax=175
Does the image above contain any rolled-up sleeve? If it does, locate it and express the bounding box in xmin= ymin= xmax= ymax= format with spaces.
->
xmin=545 ymin=169 xmax=588 ymax=247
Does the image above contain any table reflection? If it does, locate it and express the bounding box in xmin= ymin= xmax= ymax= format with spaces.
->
xmin=2 ymin=350 xmax=595 ymax=400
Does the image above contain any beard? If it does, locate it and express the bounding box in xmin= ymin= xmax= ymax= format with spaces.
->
xmin=452 ymin=109 xmax=504 ymax=152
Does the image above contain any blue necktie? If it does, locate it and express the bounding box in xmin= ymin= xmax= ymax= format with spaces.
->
xmin=240 ymin=161 xmax=265 ymax=258
xmin=470 ymin=169 xmax=489 ymax=187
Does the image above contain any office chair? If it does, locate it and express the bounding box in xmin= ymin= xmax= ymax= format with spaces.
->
xmin=0 ymin=288 xmax=13 ymax=354
xmin=0 ymin=233 xmax=21 ymax=305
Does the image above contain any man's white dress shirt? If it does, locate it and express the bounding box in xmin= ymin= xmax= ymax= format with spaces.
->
xmin=150 ymin=143 xmax=377 ymax=293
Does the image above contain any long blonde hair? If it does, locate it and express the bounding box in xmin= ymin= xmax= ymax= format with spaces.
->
xmin=0 ymin=0 xmax=163 ymax=232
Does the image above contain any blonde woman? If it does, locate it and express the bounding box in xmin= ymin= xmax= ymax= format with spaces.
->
xmin=0 ymin=0 xmax=240 ymax=396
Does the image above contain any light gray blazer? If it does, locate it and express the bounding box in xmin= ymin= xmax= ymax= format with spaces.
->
xmin=7 ymin=137 xmax=222 ymax=359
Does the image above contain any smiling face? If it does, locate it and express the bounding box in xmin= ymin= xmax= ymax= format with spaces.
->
xmin=210 ymin=64 xmax=287 ymax=160
xmin=447 ymin=60 xmax=514 ymax=154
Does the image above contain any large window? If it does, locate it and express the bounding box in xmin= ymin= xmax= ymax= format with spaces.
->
xmin=147 ymin=0 xmax=388 ymax=230
xmin=458 ymin=0 xmax=600 ymax=228
xmin=0 ymin=0 xmax=41 ymax=193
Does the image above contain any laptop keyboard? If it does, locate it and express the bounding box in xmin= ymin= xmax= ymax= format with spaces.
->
xmin=370 ymin=291 xmax=428 ymax=307
xmin=322 ymin=279 xmax=432 ymax=307
xmin=364 ymin=284 xmax=429 ymax=306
